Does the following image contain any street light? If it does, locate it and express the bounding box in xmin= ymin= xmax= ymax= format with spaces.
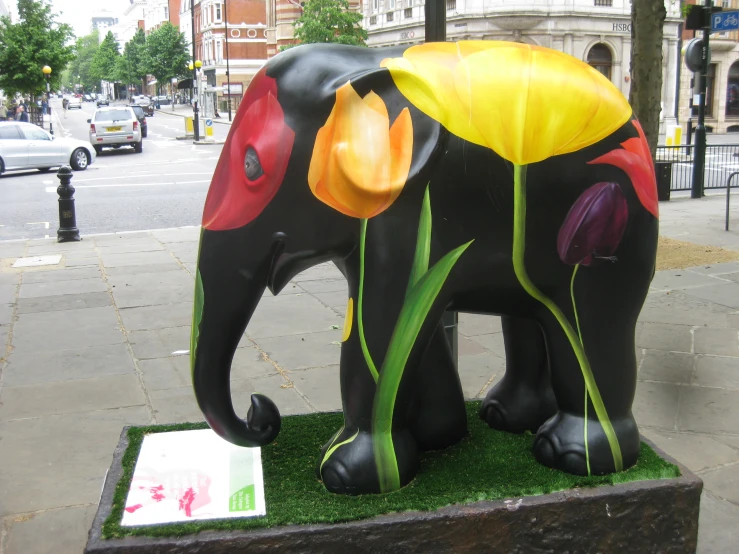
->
xmin=42 ymin=65 xmax=53 ymax=136
xmin=189 ymin=59 xmax=202 ymax=141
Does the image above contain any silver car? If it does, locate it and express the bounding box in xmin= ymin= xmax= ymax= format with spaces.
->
xmin=89 ymin=107 xmax=143 ymax=154
xmin=0 ymin=121 xmax=96 ymax=175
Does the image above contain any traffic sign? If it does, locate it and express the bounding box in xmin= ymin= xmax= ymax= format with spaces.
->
xmin=205 ymin=118 xmax=213 ymax=127
xmin=712 ymin=10 xmax=739 ymax=32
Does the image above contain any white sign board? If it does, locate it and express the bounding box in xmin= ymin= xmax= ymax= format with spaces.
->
xmin=121 ymin=429 xmax=266 ymax=526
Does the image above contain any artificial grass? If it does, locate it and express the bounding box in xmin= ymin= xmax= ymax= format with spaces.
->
xmin=102 ymin=402 xmax=680 ymax=539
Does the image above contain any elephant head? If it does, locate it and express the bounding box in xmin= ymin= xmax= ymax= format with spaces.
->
xmin=190 ymin=44 xmax=445 ymax=448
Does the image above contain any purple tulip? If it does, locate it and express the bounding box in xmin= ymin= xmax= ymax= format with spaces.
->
xmin=557 ymin=182 xmax=628 ymax=266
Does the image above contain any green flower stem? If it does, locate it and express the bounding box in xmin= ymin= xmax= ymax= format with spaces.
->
xmin=358 ymin=218 xmax=379 ymax=383
xmin=512 ymin=163 xmax=622 ymax=472
xmin=570 ymin=263 xmax=591 ymax=476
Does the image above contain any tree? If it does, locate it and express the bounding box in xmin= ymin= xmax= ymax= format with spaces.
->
xmin=90 ymin=31 xmax=120 ymax=83
xmin=0 ymin=0 xmax=74 ymax=97
xmin=68 ymin=31 xmax=101 ymax=93
xmin=629 ymin=0 xmax=667 ymax=158
xmin=118 ymin=28 xmax=148 ymax=94
xmin=143 ymin=22 xmax=190 ymax=94
xmin=288 ymin=0 xmax=367 ymax=49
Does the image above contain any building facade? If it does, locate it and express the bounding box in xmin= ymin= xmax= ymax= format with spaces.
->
xmin=363 ymin=0 xmax=683 ymax=132
xmin=678 ymin=0 xmax=739 ymax=135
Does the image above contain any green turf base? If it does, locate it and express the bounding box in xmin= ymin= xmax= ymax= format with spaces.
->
xmin=102 ymin=402 xmax=679 ymax=540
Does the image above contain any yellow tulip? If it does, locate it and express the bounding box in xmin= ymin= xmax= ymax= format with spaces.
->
xmin=308 ymin=82 xmax=413 ymax=219
xmin=342 ymin=297 xmax=353 ymax=342
xmin=381 ymin=41 xmax=632 ymax=165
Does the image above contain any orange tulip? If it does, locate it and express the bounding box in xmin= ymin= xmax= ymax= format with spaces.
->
xmin=308 ymin=82 xmax=413 ymax=219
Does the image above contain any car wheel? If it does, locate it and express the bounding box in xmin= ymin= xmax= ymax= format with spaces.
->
xmin=134 ymin=141 xmax=143 ymax=154
xmin=0 ymin=157 xmax=4 ymax=176
xmin=94 ymin=146 xmax=102 ymax=155
xmin=70 ymin=148 xmax=89 ymax=170
xmin=142 ymin=128 xmax=147 ymax=138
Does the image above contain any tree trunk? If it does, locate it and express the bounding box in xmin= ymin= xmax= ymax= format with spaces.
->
xmin=629 ymin=0 xmax=667 ymax=158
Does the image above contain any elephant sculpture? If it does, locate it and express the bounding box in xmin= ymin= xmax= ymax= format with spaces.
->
xmin=190 ymin=41 xmax=658 ymax=496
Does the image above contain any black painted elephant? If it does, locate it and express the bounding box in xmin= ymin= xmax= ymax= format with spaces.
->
xmin=190 ymin=41 xmax=659 ymax=495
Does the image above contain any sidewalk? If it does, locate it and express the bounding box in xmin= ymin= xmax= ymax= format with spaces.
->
xmin=0 ymin=197 xmax=738 ymax=553
xmin=152 ymin=103 xmax=233 ymax=126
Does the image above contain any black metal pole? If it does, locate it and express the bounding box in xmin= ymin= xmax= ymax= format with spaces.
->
xmin=57 ymin=165 xmax=80 ymax=242
xmin=224 ymin=0 xmax=232 ymax=122
xmin=191 ymin=0 xmax=200 ymax=141
xmin=45 ymin=77 xmax=53 ymax=136
xmin=691 ymin=1 xmax=710 ymax=199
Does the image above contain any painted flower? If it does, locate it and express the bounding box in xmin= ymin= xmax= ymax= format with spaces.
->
xmin=202 ymin=67 xmax=296 ymax=231
xmin=587 ymin=120 xmax=659 ymax=219
xmin=381 ymin=41 xmax=632 ymax=165
xmin=557 ymin=182 xmax=628 ymax=266
xmin=308 ymin=81 xmax=413 ymax=219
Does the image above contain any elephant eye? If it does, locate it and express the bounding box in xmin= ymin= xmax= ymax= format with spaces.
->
xmin=244 ymin=148 xmax=264 ymax=181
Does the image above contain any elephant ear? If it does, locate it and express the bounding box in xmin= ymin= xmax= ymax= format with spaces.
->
xmin=307 ymin=68 xmax=446 ymax=219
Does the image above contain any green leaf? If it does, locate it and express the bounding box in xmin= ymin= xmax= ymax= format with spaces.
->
xmin=190 ymin=269 xmax=204 ymax=378
xmin=405 ymin=185 xmax=431 ymax=299
xmin=373 ymin=239 xmax=474 ymax=492
xmin=320 ymin=427 xmax=359 ymax=473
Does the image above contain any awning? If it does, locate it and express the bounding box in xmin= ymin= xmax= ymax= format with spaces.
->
xmin=177 ymin=78 xmax=194 ymax=89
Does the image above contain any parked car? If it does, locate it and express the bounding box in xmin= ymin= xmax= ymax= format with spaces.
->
xmin=131 ymin=100 xmax=154 ymax=117
xmin=67 ymin=96 xmax=82 ymax=109
xmin=129 ymin=105 xmax=148 ymax=138
xmin=88 ymin=106 xmax=142 ymax=154
xmin=83 ymin=94 xmax=93 ymax=102
xmin=156 ymin=95 xmax=171 ymax=106
xmin=96 ymin=97 xmax=109 ymax=107
xmin=0 ymin=121 xmax=96 ymax=174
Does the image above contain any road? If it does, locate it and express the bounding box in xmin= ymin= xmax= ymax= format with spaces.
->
xmin=0 ymin=98 xmax=231 ymax=241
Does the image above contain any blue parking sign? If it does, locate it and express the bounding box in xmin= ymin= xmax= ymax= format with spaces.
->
xmin=712 ymin=11 xmax=739 ymax=32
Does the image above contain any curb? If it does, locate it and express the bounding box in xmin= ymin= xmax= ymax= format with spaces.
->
xmin=154 ymin=108 xmax=232 ymax=126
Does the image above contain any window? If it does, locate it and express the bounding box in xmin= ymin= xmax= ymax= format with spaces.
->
xmin=22 ymin=126 xmax=51 ymax=140
xmin=164 ymin=6 xmax=168 ymax=20
xmin=215 ymin=3 xmax=222 ymax=22
xmin=446 ymin=0 xmax=455 ymax=10
xmin=587 ymin=43 xmax=612 ymax=81
xmin=370 ymin=15 xmax=377 ymax=24
xmin=386 ymin=11 xmax=394 ymax=21
xmin=216 ymin=39 xmax=223 ymax=62
xmin=404 ymin=7 xmax=412 ymax=17
xmin=373 ymin=0 xmax=378 ymax=11
xmin=388 ymin=0 xmax=395 ymax=8
xmin=693 ymin=64 xmax=717 ymax=118
xmin=0 ymin=125 xmax=21 ymax=140
xmin=93 ymin=109 xmax=133 ymax=122
xmin=594 ymin=0 xmax=612 ymax=6
xmin=727 ymin=61 xmax=739 ymax=117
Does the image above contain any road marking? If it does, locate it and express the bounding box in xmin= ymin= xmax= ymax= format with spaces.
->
xmin=46 ymin=180 xmax=209 ymax=191
xmin=42 ymin=180 xmax=53 ymax=184
xmin=27 ymin=221 xmax=50 ymax=229
xmin=92 ymin=157 xmax=219 ymax=169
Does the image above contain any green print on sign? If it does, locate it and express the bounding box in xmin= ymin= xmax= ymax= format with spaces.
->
xmin=229 ymin=485 xmax=256 ymax=512
xmin=229 ymin=446 xmax=256 ymax=512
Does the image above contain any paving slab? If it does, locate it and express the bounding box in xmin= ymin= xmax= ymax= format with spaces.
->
xmin=0 ymin=303 xmax=13 ymax=324
xmin=149 ymin=228 xmax=201 ymax=243
xmin=678 ymin=386 xmax=739 ymax=434
xmin=458 ymin=313 xmax=503 ymax=337
xmin=290 ymin=263 xmax=344 ymax=281
xmin=0 ymin=284 xmax=18 ymax=304
xmin=288 ymin=365 xmax=342 ymax=412
xmin=16 ymin=291 xmax=112 ymax=314
xmin=103 ymin=262 xmax=182 ymax=276
xmin=693 ymin=355 xmax=739 ymax=389
xmin=296 ymin=278 xmax=347 ymax=294
xmin=686 ymin=262 xmax=739 ymax=276
xmin=699 ymin=463 xmax=739 ymax=504
xmin=111 ymin=283 xmax=194 ymax=309
xmin=649 ymin=269 xmax=729 ymax=291
xmin=0 ymin=243 xmax=27 ymax=258
xmin=633 ymin=381 xmax=681 ymax=430
xmin=639 ymin=290 xmax=733 ymax=327
xmin=0 ymin=406 xmax=151 ymax=516
xmin=638 ymin=350 xmax=695 ymax=384
xmin=311 ymin=289 xmax=348 ymax=313
xmin=247 ymin=293 xmax=343 ymax=339
xmin=96 ymin=241 xmax=166 ymax=255
xmin=92 ymin=232 xmax=154 ymax=244
xmin=636 ymin=322 xmax=693 ymax=353
xmin=458 ymin=335 xmax=489 ymax=356
xmin=107 ymin=270 xmax=193 ymax=290
xmin=100 ymin=251 xmax=178 ymax=268
xmin=458 ymin=352 xmax=504 ymax=399
xmin=0 ymin=273 xmax=20 ymax=285
xmin=4 ymin=504 xmax=98 ymax=554
xmin=127 ymin=326 xmax=190 ymax=359
xmin=640 ymin=428 xmax=739 ymax=473
xmin=18 ymin=277 xmax=107 ymax=298
xmin=696 ymin=491 xmax=739 ymax=554
xmin=118 ymin=302 xmax=193 ymax=332
xmin=12 ymin=306 xmax=123 ymax=353
xmin=467 ymin=332 xmax=506 ymax=359
xmin=255 ymin=329 xmax=342 ymax=371
xmin=681 ymin=282 xmax=739 ymax=309
xmin=693 ymin=327 xmax=739 ymax=356
xmin=64 ymin=255 xmax=101 ymax=268
xmin=20 ymin=266 xmax=101 ymax=283
xmin=0 ymin=373 xmax=146 ymax=420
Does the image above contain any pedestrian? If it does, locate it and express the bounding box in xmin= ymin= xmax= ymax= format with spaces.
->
xmin=0 ymin=102 xmax=6 ymax=119
xmin=15 ymin=105 xmax=28 ymax=122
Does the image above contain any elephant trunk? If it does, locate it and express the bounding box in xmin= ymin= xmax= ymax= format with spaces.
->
xmin=191 ymin=229 xmax=283 ymax=447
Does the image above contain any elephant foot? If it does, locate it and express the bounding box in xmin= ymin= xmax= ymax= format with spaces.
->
xmin=480 ymin=380 xmax=557 ymax=434
xmin=532 ymin=411 xmax=641 ymax=476
xmin=316 ymin=427 xmax=420 ymax=495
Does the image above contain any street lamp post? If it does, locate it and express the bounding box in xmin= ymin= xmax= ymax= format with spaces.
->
xmin=42 ymin=65 xmax=53 ymax=136
xmin=190 ymin=0 xmax=201 ymax=141
xmin=224 ymin=0 xmax=232 ymax=122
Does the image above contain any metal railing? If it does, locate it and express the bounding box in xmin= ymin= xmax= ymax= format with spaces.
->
xmin=656 ymin=144 xmax=739 ymax=192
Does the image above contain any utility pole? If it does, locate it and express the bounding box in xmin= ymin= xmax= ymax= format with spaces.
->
xmin=691 ymin=0 xmax=711 ymax=199
xmin=224 ymin=0 xmax=232 ymax=121
xmin=190 ymin=0 xmax=200 ymax=141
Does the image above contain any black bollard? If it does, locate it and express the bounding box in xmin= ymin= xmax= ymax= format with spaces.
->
xmin=57 ymin=165 xmax=80 ymax=242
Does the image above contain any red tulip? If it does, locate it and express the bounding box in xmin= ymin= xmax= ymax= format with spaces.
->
xmin=557 ymin=182 xmax=628 ymax=266
xmin=202 ymin=67 xmax=295 ymax=231
xmin=587 ymin=120 xmax=658 ymax=219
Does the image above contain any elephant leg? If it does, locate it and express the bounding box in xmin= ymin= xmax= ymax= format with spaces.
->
xmin=480 ymin=315 xmax=557 ymax=434
xmin=408 ymin=321 xmax=467 ymax=451
xmin=532 ymin=275 xmax=644 ymax=476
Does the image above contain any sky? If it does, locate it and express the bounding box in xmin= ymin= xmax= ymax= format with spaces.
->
xmin=19 ymin=0 xmax=133 ymax=39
